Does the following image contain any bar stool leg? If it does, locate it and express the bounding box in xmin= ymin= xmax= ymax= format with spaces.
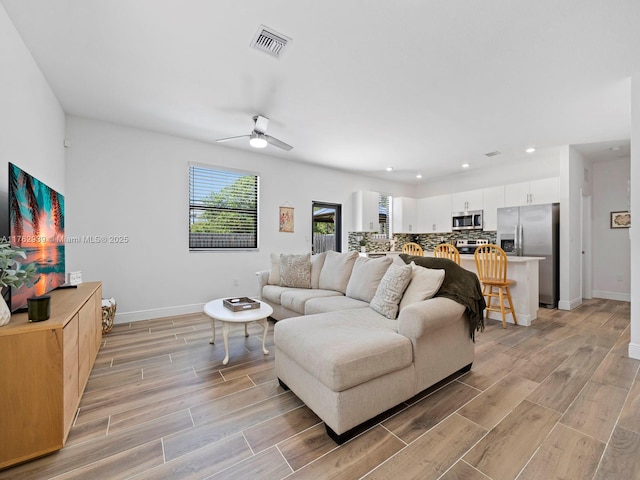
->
xmin=498 ymin=287 xmax=507 ymax=328
xmin=506 ymin=286 xmax=518 ymax=325
xmin=485 ymin=285 xmax=493 ymax=318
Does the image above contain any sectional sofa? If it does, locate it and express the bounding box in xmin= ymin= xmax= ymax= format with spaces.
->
xmin=257 ymin=250 xmax=484 ymax=443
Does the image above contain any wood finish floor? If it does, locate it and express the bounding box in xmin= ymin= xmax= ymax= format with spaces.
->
xmin=2 ymin=298 xmax=638 ymax=479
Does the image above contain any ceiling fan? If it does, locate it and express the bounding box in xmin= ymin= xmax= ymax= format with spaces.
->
xmin=216 ymin=115 xmax=293 ymax=151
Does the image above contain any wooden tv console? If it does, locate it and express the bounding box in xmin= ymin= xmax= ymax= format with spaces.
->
xmin=0 ymin=282 xmax=102 ymax=470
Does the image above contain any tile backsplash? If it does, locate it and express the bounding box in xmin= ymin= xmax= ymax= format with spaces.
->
xmin=348 ymin=231 xmax=497 ymax=253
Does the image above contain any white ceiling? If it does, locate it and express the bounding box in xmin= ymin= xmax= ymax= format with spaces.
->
xmin=2 ymin=0 xmax=638 ymax=183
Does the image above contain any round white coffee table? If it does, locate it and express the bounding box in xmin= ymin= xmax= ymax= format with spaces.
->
xmin=203 ymin=298 xmax=273 ymax=366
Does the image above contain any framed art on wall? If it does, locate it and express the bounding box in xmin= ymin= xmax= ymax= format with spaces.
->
xmin=279 ymin=206 xmax=294 ymax=232
xmin=610 ymin=211 xmax=631 ymax=228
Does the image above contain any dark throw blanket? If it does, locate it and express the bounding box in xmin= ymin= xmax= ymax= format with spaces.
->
xmin=400 ymin=254 xmax=486 ymax=340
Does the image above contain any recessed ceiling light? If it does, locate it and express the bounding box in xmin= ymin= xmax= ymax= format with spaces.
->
xmin=462 ymin=163 xmax=470 ymax=169
xmin=416 ymin=173 xmax=423 ymax=179
xmin=385 ymin=167 xmax=394 ymax=172
xmin=525 ymin=147 xmax=536 ymax=153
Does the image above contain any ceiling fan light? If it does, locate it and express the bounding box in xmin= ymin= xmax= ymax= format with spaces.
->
xmin=249 ymin=132 xmax=268 ymax=148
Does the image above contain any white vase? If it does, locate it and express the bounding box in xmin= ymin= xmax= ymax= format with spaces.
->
xmin=0 ymin=295 xmax=10 ymax=327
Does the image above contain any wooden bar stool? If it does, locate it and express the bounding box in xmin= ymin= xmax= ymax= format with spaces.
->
xmin=401 ymin=242 xmax=423 ymax=255
xmin=474 ymin=244 xmax=517 ymax=328
xmin=433 ymin=243 xmax=461 ymax=265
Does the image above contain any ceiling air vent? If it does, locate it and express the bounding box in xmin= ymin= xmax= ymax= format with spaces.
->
xmin=250 ymin=25 xmax=291 ymax=58
xmin=484 ymin=150 xmax=502 ymax=157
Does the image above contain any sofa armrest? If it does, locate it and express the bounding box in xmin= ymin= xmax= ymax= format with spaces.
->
xmin=256 ymin=270 xmax=270 ymax=292
xmin=397 ymin=297 xmax=466 ymax=341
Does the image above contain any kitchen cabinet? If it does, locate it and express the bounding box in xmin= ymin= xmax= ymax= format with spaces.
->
xmin=392 ymin=197 xmax=417 ymax=233
xmin=417 ymin=194 xmax=452 ymax=233
xmin=0 ymin=282 xmax=102 ymax=469
xmin=505 ymin=177 xmax=559 ymax=207
xmin=482 ymin=185 xmax=505 ymax=231
xmin=352 ymin=191 xmax=379 ymax=232
xmin=451 ymin=189 xmax=483 ymax=212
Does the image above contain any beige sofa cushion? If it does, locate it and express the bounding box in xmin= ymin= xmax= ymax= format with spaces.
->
xmin=280 ymin=253 xmax=311 ymax=288
xmin=305 ymin=296 xmax=369 ymax=315
xmin=345 ymin=256 xmax=392 ymax=302
xmin=399 ymin=262 xmax=445 ymax=311
xmin=318 ymin=250 xmax=358 ymax=294
xmin=274 ymin=308 xmax=413 ymax=392
xmin=262 ymin=285 xmax=298 ymax=305
xmin=280 ymin=289 xmax=343 ymax=315
xmin=370 ymin=263 xmax=412 ymax=319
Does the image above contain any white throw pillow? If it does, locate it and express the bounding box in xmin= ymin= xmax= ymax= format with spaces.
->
xmin=279 ymin=253 xmax=312 ymax=289
xmin=370 ymin=263 xmax=412 ymax=319
xmin=268 ymin=252 xmax=281 ymax=285
xmin=345 ymin=256 xmax=392 ymax=302
xmin=310 ymin=252 xmax=327 ymax=289
xmin=318 ymin=250 xmax=359 ymax=294
xmin=399 ymin=262 xmax=445 ymax=311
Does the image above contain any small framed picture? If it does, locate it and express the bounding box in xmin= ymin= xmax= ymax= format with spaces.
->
xmin=279 ymin=206 xmax=294 ymax=233
xmin=610 ymin=211 xmax=630 ymax=229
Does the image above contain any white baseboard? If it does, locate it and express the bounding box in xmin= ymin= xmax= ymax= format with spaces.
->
xmin=558 ymin=297 xmax=582 ymax=311
xmin=114 ymin=303 xmax=205 ymax=324
xmin=592 ymin=290 xmax=631 ymax=302
xmin=629 ymin=342 xmax=640 ymax=360
xmin=487 ymin=311 xmax=532 ymax=326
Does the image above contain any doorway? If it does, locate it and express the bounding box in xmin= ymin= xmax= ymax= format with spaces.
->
xmin=312 ymin=202 xmax=342 ymax=253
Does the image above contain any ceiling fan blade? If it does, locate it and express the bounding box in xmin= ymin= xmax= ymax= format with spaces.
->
xmin=215 ymin=135 xmax=250 ymax=143
xmin=266 ymin=135 xmax=293 ymax=151
xmin=253 ymin=115 xmax=270 ymax=134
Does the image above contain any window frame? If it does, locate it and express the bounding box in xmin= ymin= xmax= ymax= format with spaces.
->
xmin=188 ymin=162 xmax=260 ymax=251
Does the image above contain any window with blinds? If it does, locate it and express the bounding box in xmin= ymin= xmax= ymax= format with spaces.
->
xmin=189 ymin=164 xmax=259 ymax=250
xmin=379 ymin=193 xmax=392 ymax=238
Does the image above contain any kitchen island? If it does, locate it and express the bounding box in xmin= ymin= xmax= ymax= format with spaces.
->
xmin=457 ymin=254 xmax=543 ymax=326
xmin=366 ymin=250 xmax=543 ymax=326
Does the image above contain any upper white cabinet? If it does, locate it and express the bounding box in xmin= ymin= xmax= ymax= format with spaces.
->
xmin=504 ymin=177 xmax=559 ymax=207
xmin=392 ymin=197 xmax=417 ymax=233
xmin=451 ymin=189 xmax=483 ymax=212
xmin=352 ymin=191 xmax=379 ymax=232
xmin=482 ymin=185 xmax=505 ymax=231
xmin=417 ymin=194 xmax=452 ymax=233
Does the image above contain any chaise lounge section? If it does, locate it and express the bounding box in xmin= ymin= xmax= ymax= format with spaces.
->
xmin=258 ymin=251 xmax=484 ymax=443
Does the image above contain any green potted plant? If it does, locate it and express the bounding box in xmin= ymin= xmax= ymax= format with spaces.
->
xmin=0 ymin=243 xmax=39 ymax=327
xmin=358 ymin=238 xmax=367 ymax=253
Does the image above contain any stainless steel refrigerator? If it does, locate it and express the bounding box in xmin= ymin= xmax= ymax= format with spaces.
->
xmin=496 ymin=203 xmax=559 ymax=308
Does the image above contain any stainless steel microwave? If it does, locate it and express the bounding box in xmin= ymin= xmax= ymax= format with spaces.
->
xmin=452 ymin=210 xmax=483 ymax=230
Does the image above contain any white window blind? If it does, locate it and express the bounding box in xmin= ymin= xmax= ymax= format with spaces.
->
xmin=189 ymin=164 xmax=259 ymax=250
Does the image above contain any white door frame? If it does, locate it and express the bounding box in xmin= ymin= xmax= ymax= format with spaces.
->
xmin=581 ymin=192 xmax=593 ymax=299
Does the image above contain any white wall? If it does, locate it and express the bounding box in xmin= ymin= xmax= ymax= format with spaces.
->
xmin=0 ymin=4 xmax=66 ymax=201
xmin=630 ymin=75 xmax=640 ymax=360
xmin=558 ymin=146 xmax=588 ymax=310
xmin=415 ymin=147 xmax=562 ymax=196
xmin=64 ymin=116 xmax=415 ymax=322
xmin=591 ymin=157 xmax=631 ymax=301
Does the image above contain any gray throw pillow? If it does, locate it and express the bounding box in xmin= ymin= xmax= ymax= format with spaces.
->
xmin=318 ymin=250 xmax=359 ymax=293
xmin=370 ymin=263 xmax=412 ymax=319
xmin=279 ymin=253 xmax=311 ymax=288
xmin=345 ymin=256 xmax=392 ymax=302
